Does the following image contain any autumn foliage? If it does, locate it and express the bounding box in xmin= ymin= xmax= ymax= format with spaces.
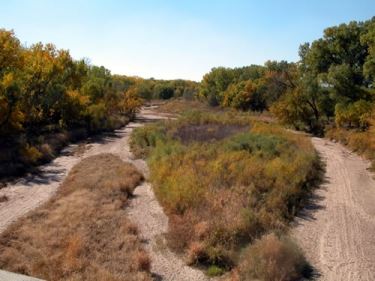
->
xmin=0 ymin=29 xmax=145 ymax=177
xmin=200 ymin=18 xmax=375 ymax=137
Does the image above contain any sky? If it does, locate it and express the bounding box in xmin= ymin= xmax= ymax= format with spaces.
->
xmin=1 ymin=1 xmax=374 ymax=81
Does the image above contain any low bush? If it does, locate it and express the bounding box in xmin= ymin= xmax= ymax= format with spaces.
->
xmin=207 ymin=265 xmax=225 ymax=277
xmin=0 ymin=154 xmax=151 ymax=281
xmin=238 ymin=233 xmax=309 ymax=281
xmin=129 ymin=124 xmax=166 ymax=158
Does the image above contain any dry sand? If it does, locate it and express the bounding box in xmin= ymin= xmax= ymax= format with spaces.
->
xmin=293 ymin=137 xmax=375 ymax=281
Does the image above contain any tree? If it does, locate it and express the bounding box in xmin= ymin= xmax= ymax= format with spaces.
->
xmin=272 ymin=18 xmax=375 ymax=133
xmin=121 ymin=87 xmax=143 ymax=117
xmin=361 ymin=18 xmax=375 ymax=83
xmin=262 ymin=61 xmax=297 ymax=107
xmin=335 ymin=100 xmax=372 ymax=129
xmin=223 ymin=80 xmax=266 ymax=111
xmin=0 ymin=73 xmax=24 ymax=135
xmin=155 ymin=84 xmax=174 ymax=99
xmin=199 ymin=67 xmax=236 ymax=105
xmin=0 ymin=29 xmax=24 ymax=136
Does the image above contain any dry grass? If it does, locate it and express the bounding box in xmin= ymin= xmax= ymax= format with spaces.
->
xmin=0 ymin=153 xmax=152 ymax=281
xmin=326 ymin=126 xmax=375 ymax=169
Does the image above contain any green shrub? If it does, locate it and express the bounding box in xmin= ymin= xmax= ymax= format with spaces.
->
xmin=226 ymin=133 xmax=286 ymax=158
xmin=130 ymin=124 xmax=166 ymax=158
xmin=207 ymin=265 xmax=225 ymax=277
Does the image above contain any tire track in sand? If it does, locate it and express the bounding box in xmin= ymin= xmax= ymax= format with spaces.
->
xmin=293 ymin=137 xmax=375 ymax=281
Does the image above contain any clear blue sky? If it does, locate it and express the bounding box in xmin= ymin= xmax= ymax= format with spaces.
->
xmin=2 ymin=0 xmax=374 ymax=81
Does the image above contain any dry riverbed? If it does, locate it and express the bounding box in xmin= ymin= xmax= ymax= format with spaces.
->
xmin=1 ymin=107 xmax=375 ymax=280
xmin=0 ymin=107 xmax=208 ymax=281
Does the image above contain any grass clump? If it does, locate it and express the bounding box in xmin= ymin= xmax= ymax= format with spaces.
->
xmin=0 ymin=153 xmax=152 ymax=281
xmin=131 ymin=109 xmax=320 ymax=279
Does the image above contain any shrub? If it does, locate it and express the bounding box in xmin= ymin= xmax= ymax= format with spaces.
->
xmin=207 ymin=265 xmax=225 ymax=277
xmin=225 ymin=132 xmax=286 ymax=158
xmin=20 ymin=144 xmax=42 ymax=164
xmin=238 ymin=233 xmax=309 ymax=281
xmin=187 ymin=241 xmax=206 ymax=265
xmin=130 ymin=124 xmax=166 ymax=158
xmin=39 ymin=143 xmax=55 ymax=160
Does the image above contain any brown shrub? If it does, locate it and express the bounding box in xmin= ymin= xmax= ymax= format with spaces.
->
xmin=187 ymin=241 xmax=207 ymax=265
xmin=194 ymin=221 xmax=210 ymax=240
xmin=167 ymin=213 xmax=196 ymax=252
xmin=0 ymin=154 xmax=152 ymax=281
xmin=39 ymin=143 xmax=54 ymax=160
xmin=238 ymin=233 xmax=308 ymax=281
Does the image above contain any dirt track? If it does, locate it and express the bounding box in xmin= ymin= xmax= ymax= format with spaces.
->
xmin=293 ymin=137 xmax=375 ymax=281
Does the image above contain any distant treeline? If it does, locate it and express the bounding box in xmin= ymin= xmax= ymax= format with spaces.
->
xmin=199 ymin=17 xmax=375 ymax=135
xmin=114 ymin=75 xmax=199 ymax=101
xmin=0 ymin=29 xmax=197 ymax=176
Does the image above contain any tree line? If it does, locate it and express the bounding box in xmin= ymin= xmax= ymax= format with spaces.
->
xmin=0 ymin=29 xmax=139 ymax=138
xmin=199 ymin=17 xmax=375 ymax=135
xmin=0 ymin=29 xmax=197 ymax=176
xmin=114 ymin=76 xmax=199 ymax=101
